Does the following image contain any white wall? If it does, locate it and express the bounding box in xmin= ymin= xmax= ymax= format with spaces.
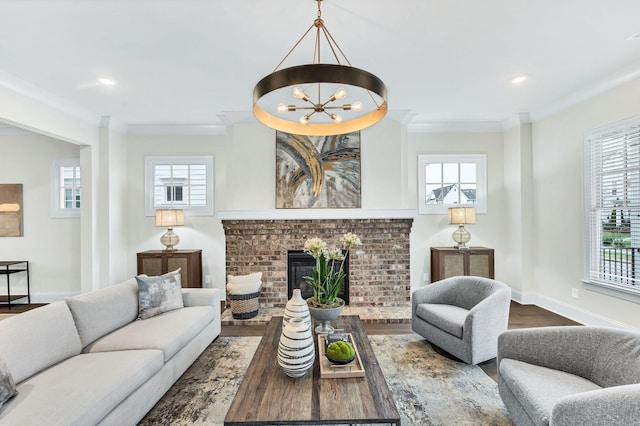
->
xmin=530 ymin=77 xmax=640 ymax=329
xmin=406 ymin=131 xmax=507 ymax=288
xmin=125 ymin=132 xmax=228 ymax=289
xmin=0 ymin=132 xmax=81 ymax=300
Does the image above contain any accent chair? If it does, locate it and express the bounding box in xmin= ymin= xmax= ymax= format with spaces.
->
xmin=497 ymin=326 xmax=640 ymax=426
xmin=411 ymin=275 xmax=511 ymax=364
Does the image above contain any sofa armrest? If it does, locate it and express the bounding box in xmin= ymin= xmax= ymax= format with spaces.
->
xmin=551 ymin=384 xmax=640 ymax=426
xmin=181 ymin=288 xmax=223 ymax=308
xmin=465 ymin=287 xmax=510 ymax=339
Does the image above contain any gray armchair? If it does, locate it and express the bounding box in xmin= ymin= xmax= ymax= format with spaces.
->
xmin=411 ymin=276 xmax=511 ymax=364
xmin=497 ymin=326 xmax=640 ymax=426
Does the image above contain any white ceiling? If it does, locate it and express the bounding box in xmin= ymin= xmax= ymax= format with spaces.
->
xmin=1 ymin=0 xmax=639 ymax=131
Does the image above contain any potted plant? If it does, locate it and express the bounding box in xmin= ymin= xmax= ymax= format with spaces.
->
xmin=303 ymin=232 xmax=362 ymax=333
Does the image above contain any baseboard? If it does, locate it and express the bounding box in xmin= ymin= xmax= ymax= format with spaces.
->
xmin=510 ymin=289 xmax=637 ymax=331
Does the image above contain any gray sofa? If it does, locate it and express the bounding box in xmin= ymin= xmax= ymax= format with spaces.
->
xmin=0 ymin=277 xmax=222 ymax=426
xmin=412 ymin=276 xmax=512 ymax=364
xmin=497 ymin=326 xmax=640 ymax=426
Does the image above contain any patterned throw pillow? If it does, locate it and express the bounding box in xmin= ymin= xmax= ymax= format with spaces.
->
xmin=0 ymin=357 xmax=17 ymax=409
xmin=136 ymin=268 xmax=184 ymax=320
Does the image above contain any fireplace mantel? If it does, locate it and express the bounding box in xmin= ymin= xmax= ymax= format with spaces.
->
xmin=217 ymin=209 xmax=416 ymax=220
xmin=222 ymin=218 xmax=413 ymax=308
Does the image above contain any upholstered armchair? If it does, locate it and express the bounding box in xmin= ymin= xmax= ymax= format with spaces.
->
xmin=411 ymin=276 xmax=511 ymax=364
xmin=497 ymin=326 xmax=640 ymax=426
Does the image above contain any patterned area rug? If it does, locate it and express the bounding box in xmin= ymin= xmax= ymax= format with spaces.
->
xmin=139 ymin=334 xmax=512 ymax=425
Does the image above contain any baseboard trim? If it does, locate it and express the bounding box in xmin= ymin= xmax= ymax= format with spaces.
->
xmin=510 ymin=289 xmax=637 ymax=331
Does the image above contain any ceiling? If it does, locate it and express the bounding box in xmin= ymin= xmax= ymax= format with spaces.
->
xmin=1 ymin=0 xmax=640 ymax=132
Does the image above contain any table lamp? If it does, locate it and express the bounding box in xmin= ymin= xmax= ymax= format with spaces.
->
xmin=155 ymin=209 xmax=184 ymax=251
xmin=448 ymin=207 xmax=476 ymax=249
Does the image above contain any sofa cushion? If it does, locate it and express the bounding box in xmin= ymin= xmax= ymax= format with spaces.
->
xmin=0 ymin=301 xmax=82 ymax=384
xmin=65 ymin=278 xmax=139 ymax=348
xmin=136 ymin=269 xmax=184 ymax=320
xmin=0 ymin=350 xmax=163 ymax=426
xmin=500 ymin=358 xmax=602 ymax=425
xmin=83 ymin=306 xmax=214 ymax=362
xmin=415 ymin=303 xmax=468 ymax=338
xmin=0 ymin=357 xmax=17 ymax=409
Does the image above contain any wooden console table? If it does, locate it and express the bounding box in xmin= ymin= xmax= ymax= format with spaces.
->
xmin=0 ymin=261 xmax=30 ymax=308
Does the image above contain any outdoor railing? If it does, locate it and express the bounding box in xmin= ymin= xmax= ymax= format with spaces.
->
xmin=601 ymin=246 xmax=640 ymax=285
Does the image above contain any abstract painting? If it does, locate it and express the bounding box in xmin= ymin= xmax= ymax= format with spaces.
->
xmin=276 ymin=131 xmax=361 ymax=209
xmin=0 ymin=184 xmax=23 ymax=237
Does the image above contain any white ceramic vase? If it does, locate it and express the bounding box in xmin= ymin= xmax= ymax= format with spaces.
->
xmin=277 ymin=317 xmax=315 ymax=378
xmin=283 ymin=288 xmax=312 ymax=330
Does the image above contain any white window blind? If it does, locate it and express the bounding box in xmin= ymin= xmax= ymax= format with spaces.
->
xmin=585 ymin=114 xmax=640 ymax=297
xmin=50 ymin=158 xmax=81 ymax=218
xmin=145 ymin=156 xmax=214 ymax=216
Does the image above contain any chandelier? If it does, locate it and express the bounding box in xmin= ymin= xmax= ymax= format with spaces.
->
xmin=253 ymin=0 xmax=388 ymax=136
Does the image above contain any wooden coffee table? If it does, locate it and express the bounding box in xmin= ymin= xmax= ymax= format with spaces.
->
xmin=224 ymin=315 xmax=401 ymax=425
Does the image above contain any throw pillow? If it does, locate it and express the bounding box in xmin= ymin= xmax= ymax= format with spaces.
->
xmin=0 ymin=357 xmax=17 ymax=409
xmin=136 ymin=268 xmax=184 ymax=320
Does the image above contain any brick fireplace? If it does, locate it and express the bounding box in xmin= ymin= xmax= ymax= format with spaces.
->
xmin=222 ymin=218 xmax=413 ymax=308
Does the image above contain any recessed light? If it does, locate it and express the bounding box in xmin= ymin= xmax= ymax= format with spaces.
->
xmin=511 ymin=76 xmax=527 ymax=84
xmin=98 ymin=77 xmax=117 ymax=86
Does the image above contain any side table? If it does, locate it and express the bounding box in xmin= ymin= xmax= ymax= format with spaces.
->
xmin=0 ymin=261 xmax=30 ymax=308
xmin=137 ymin=250 xmax=202 ymax=288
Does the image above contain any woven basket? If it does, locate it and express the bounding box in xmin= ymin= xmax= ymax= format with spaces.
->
xmin=228 ymin=291 xmax=260 ymax=319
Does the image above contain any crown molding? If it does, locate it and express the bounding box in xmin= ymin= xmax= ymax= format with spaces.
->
xmin=407 ymin=121 xmax=503 ymax=133
xmin=126 ymin=123 xmax=227 ymax=135
xmin=0 ymin=70 xmax=100 ymax=127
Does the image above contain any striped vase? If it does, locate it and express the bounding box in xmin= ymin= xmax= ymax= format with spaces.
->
xmin=277 ymin=317 xmax=315 ymax=378
xmin=283 ymin=288 xmax=312 ymax=330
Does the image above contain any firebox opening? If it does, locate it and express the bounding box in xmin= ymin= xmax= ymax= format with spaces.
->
xmin=287 ymin=250 xmax=349 ymax=305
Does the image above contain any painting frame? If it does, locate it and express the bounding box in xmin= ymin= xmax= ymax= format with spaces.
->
xmin=276 ymin=131 xmax=361 ymax=209
xmin=0 ymin=184 xmax=23 ymax=237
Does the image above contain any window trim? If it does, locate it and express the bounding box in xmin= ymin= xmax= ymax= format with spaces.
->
xmin=50 ymin=158 xmax=81 ymax=218
xmin=417 ymin=154 xmax=487 ymax=214
xmin=144 ymin=156 xmax=214 ymax=217
xmin=583 ymin=114 xmax=640 ymax=303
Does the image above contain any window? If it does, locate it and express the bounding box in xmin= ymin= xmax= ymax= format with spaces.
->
xmin=584 ymin=115 xmax=640 ymax=302
xmin=50 ymin=158 xmax=81 ymax=218
xmin=418 ymin=154 xmax=487 ymax=214
xmin=145 ymin=156 xmax=214 ymax=216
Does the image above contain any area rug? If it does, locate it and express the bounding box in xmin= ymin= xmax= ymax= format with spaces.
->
xmin=139 ymin=334 xmax=512 ymax=425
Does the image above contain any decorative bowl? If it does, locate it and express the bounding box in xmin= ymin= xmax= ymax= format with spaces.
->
xmin=325 ymin=341 xmax=356 ymax=364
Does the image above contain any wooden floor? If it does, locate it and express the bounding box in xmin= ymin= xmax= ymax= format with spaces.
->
xmin=220 ymin=301 xmax=581 ymax=382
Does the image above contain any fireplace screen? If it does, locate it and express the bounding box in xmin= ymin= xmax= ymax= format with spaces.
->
xmin=287 ymin=250 xmax=349 ymax=304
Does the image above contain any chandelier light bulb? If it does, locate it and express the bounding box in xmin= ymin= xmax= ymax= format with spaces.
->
xmin=300 ymin=115 xmax=310 ymax=124
xmin=334 ymin=87 xmax=347 ymax=100
xmin=351 ymin=101 xmax=362 ymax=111
xmin=293 ymin=87 xmax=306 ymax=99
xmin=331 ymin=114 xmax=342 ymax=123
xmin=277 ymin=103 xmax=288 ymax=113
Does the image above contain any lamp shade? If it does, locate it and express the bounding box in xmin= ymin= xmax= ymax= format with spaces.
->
xmin=448 ymin=207 xmax=476 ymax=225
xmin=155 ymin=209 xmax=184 ymax=227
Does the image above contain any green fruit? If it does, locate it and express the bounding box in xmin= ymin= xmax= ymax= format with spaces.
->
xmin=327 ymin=341 xmax=355 ymax=360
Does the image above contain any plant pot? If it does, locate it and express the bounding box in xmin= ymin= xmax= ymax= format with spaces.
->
xmin=307 ymin=297 xmax=345 ymax=334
